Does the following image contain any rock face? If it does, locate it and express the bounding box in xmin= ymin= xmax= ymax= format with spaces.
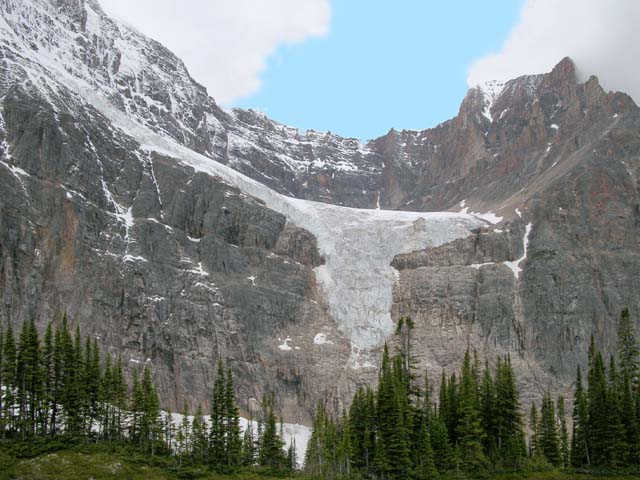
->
xmin=1 ymin=0 xmax=640 ymax=424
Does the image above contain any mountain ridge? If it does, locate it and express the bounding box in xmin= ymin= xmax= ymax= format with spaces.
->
xmin=1 ymin=0 xmax=639 ymax=428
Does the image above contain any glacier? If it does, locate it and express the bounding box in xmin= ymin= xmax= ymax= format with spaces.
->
xmin=0 ymin=0 xmax=496 ymax=352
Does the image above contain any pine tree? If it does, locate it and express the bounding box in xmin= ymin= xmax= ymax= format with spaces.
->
xmin=621 ymin=369 xmax=640 ymax=465
xmin=480 ymin=361 xmax=497 ymax=461
xmin=287 ymin=438 xmax=297 ymax=470
xmin=258 ymin=395 xmax=286 ymax=469
xmin=618 ymin=308 xmax=639 ymax=386
xmin=192 ymin=404 xmax=208 ymax=461
xmin=538 ymin=393 xmax=561 ymax=466
xmin=51 ymin=321 xmax=64 ymax=436
xmin=41 ymin=323 xmax=54 ymax=435
xmin=571 ymin=366 xmax=589 ymax=467
xmin=112 ymin=355 xmax=127 ymax=439
xmin=141 ymin=365 xmax=161 ymax=454
xmin=3 ymin=323 xmax=17 ymax=436
xmin=0 ymin=325 xmax=4 ymax=437
xmin=177 ymin=403 xmax=190 ymax=464
xmin=209 ymin=358 xmax=227 ymax=467
xmin=456 ymin=350 xmax=487 ymax=475
xmin=224 ymin=367 xmax=242 ymax=469
xmin=587 ymin=352 xmax=610 ymax=466
xmin=241 ymin=411 xmax=257 ymax=467
xmin=130 ymin=368 xmax=144 ymax=445
xmin=373 ymin=344 xmax=411 ymax=479
xmin=529 ymin=402 xmax=539 ymax=458
xmin=556 ymin=396 xmax=569 ymax=467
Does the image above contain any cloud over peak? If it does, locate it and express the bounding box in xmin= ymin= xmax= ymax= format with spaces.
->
xmin=468 ymin=0 xmax=640 ymax=105
xmin=100 ymin=0 xmax=330 ymax=104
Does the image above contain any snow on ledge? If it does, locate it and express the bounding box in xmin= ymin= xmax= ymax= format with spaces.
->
xmin=504 ymin=223 xmax=533 ymax=279
xmin=313 ymin=333 xmax=334 ymax=345
xmin=278 ymin=337 xmax=293 ymax=351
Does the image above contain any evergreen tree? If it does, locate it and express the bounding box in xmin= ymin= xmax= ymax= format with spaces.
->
xmin=587 ymin=352 xmax=609 ymax=466
xmin=224 ymin=367 xmax=242 ymax=469
xmin=621 ymin=369 xmax=640 ymax=465
xmin=571 ymin=366 xmax=589 ymax=467
xmin=373 ymin=344 xmax=411 ymax=479
xmin=529 ymin=402 xmax=539 ymax=458
xmin=3 ymin=323 xmax=17 ymax=435
xmin=287 ymin=438 xmax=297 ymax=470
xmin=192 ymin=404 xmax=208 ymax=461
xmin=538 ymin=393 xmax=561 ymax=466
xmin=258 ymin=395 xmax=286 ymax=469
xmin=177 ymin=403 xmax=190 ymax=464
xmin=241 ymin=411 xmax=257 ymax=467
xmin=480 ymin=361 xmax=497 ymax=461
xmin=41 ymin=323 xmax=54 ymax=435
xmin=556 ymin=396 xmax=569 ymax=468
xmin=456 ymin=350 xmax=487 ymax=475
xmin=209 ymin=358 xmax=226 ymax=467
xmin=618 ymin=307 xmax=639 ymax=386
xmin=605 ymin=356 xmax=626 ymax=467
xmin=0 ymin=325 xmax=4 ymax=437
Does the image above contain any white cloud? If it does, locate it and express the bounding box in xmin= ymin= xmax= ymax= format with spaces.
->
xmin=99 ymin=0 xmax=330 ymax=104
xmin=467 ymin=0 xmax=640 ymax=104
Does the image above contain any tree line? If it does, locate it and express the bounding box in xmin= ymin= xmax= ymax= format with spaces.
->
xmin=0 ymin=314 xmax=295 ymax=473
xmin=305 ymin=311 xmax=640 ymax=479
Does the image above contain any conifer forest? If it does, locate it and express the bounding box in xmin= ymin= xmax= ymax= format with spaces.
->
xmin=1 ymin=310 xmax=640 ymax=479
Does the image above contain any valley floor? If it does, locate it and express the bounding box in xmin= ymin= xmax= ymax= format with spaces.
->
xmin=1 ymin=449 xmax=638 ymax=480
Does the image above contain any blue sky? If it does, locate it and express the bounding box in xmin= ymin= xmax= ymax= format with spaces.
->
xmin=234 ymin=1 xmax=524 ymax=140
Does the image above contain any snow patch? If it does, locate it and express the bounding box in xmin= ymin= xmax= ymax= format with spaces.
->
xmin=503 ymin=223 xmax=533 ymax=279
xmin=278 ymin=337 xmax=293 ymax=351
xmin=478 ymin=80 xmax=506 ymax=122
xmin=469 ymin=262 xmax=495 ymax=270
xmin=313 ymin=333 xmax=334 ymax=345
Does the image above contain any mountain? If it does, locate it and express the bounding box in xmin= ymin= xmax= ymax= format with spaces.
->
xmin=1 ymin=0 xmax=639 ymax=427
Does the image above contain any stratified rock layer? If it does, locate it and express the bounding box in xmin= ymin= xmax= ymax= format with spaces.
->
xmin=1 ymin=0 xmax=640 ymax=423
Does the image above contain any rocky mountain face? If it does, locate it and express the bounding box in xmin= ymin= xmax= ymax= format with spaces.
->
xmin=1 ymin=0 xmax=639 ymax=423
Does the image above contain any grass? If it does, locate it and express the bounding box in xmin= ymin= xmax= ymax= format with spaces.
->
xmin=3 ymin=451 xmax=306 ymax=479
xmin=1 ymin=445 xmax=638 ymax=480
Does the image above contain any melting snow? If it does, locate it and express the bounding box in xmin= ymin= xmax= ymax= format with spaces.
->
xmin=478 ymin=80 xmax=506 ymax=122
xmin=278 ymin=337 xmax=293 ymax=351
xmin=504 ymin=223 xmax=533 ymax=279
xmin=313 ymin=333 xmax=334 ymax=345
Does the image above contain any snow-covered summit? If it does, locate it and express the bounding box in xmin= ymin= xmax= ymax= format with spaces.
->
xmin=477 ymin=80 xmax=507 ymax=122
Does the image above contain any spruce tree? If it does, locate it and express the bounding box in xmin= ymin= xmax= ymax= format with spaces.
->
xmin=456 ymin=350 xmax=487 ymax=475
xmin=192 ymin=404 xmax=208 ymax=461
xmin=224 ymin=367 xmax=242 ymax=469
xmin=495 ymin=356 xmax=525 ymax=465
xmin=557 ymin=396 xmax=569 ymax=467
xmin=41 ymin=323 xmax=54 ymax=435
xmin=480 ymin=361 xmax=497 ymax=461
xmin=3 ymin=323 xmax=17 ymax=435
xmin=177 ymin=403 xmax=190 ymax=463
xmin=258 ymin=395 xmax=286 ymax=469
xmin=0 ymin=325 xmax=3 ymax=437
xmin=241 ymin=412 xmax=257 ymax=467
xmin=538 ymin=393 xmax=561 ymax=466
xmin=618 ymin=308 xmax=639 ymax=386
xmin=287 ymin=438 xmax=297 ymax=470
xmin=587 ymin=352 xmax=609 ymax=466
xmin=571 ymin=366 xmax=590 ymax=467
xmin=209 ymin=358 xmax=227 ymax=467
